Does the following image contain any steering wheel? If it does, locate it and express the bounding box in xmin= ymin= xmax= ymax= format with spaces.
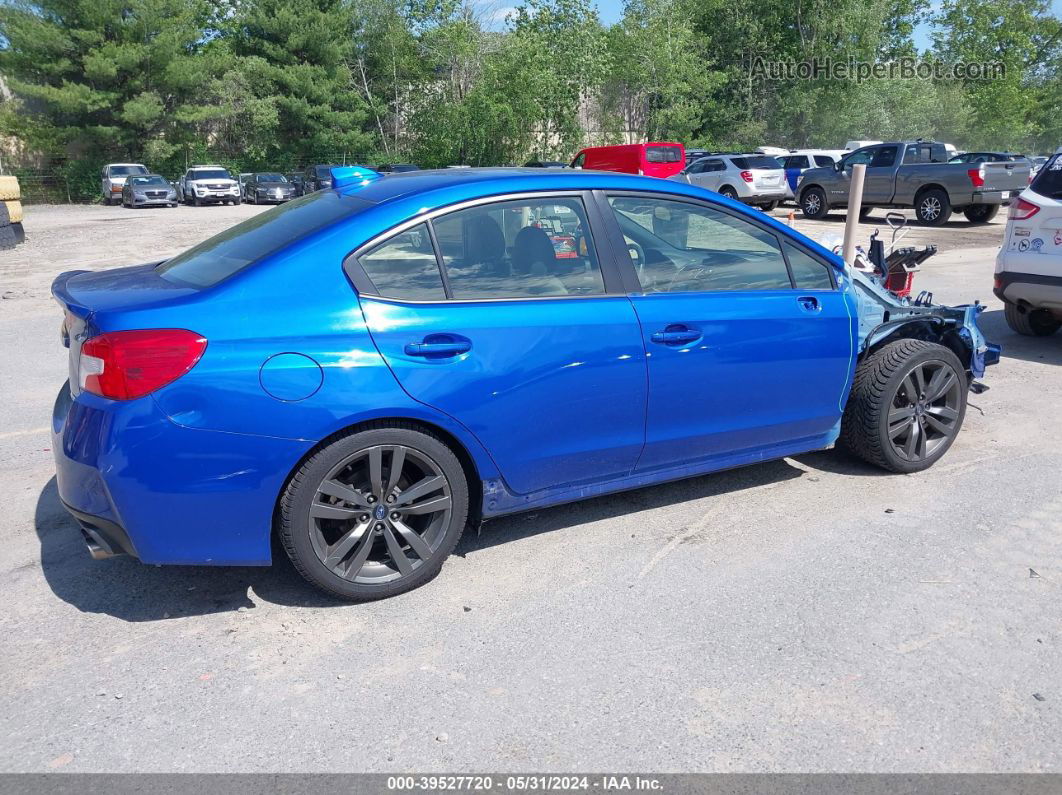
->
xmin=626 ymin=240 xmax=647 ymax=278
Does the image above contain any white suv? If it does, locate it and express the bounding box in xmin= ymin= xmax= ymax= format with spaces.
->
xmin=994 ymin=148 xmax=1062 ymax=337
xmin=671 ymin=153 xmax=787 ymax=210
xmin=178 ymin=165 xmax=241 ymax=206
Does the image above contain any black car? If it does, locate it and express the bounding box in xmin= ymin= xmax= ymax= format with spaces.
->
xmin=522 ymin=160 xmax=568 ymax=168
xmin=243 ymin=172 xmax=296 ymax=204
xmin=948 ymin=151 xmax=1029 ymax=164
xmin=375 ymin=163 xmax=420 ymax=173
xmin=286 ymin=173 xmax=306 ymax=196
xmin=303 ymin=164 xmax=341 ymax=192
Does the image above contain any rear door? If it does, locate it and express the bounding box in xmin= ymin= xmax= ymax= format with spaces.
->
xmin=351 ymin=192 xmax=649 ymax=495
xmin=599 ymin=192 xmax=854 ymax=471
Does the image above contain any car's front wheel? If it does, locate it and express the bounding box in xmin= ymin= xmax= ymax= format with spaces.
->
xmin=1004 ymin=301 xmax=1062 ymax=336
xmin=279 ymin=424 xmax=469 ymax=600
xmin=915 ymin=188 xmax=952 ymax=226
xmin=800 ymin=187 xmax=829 ymax=219
xmin=840 ymin=339 xmax=968 ymax=473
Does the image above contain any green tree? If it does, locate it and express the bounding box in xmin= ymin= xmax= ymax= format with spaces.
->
xmin=0 ymin=0 xmax=224 ymax=157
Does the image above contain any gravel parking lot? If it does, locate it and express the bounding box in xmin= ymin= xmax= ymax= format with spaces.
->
xmin=1 ymin=202 xmax=1059 ymax=773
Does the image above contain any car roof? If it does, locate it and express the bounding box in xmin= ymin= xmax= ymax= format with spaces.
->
xmin=330 ymin=167 xmax=719 ymax=206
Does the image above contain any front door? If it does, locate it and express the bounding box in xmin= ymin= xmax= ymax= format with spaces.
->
xmin=353 ymin=193 xmax=648 ymax=495
xmin=601 ymin=193 xmax=855 ymax=472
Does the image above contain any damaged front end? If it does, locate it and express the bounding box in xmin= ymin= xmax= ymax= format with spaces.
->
xmin=846 ymin=267 xmax=1001 ymax=381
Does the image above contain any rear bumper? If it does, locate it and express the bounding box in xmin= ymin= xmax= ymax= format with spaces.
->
xmin=971 ymin=190 xmax=1017 ymax=205
xmin=994 ymin=271 xmax=1062 ymax=311
xmin=52 ymin=384 xmax=312 ymax=566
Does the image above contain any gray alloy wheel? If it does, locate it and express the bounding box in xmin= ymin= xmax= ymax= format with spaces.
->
xmin=801 ymin=187 xmax=829 ymax=219
xmin=915 ymin=188 xmax=951 ymax=226
xmin=279 ymin=424 xmax=468 ymax=600
xmin=840 ymin=339 xmax=967 ymax=473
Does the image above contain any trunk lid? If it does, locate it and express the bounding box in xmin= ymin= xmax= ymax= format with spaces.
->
xmin=981 ymin=160 xmax=1031 ymax=192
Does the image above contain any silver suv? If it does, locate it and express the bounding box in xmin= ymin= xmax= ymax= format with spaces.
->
xmin=671 ymin=154 xmax=787 ymax=210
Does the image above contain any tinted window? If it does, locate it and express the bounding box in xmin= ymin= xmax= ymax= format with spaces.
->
xmin=813 ymin=155 xmax=836 ymax=167
xmin=646 ymin=146 xmax=683 ymax=163
xmin=359 ymin=223 xmax=445 ymax=301
xmin=731 ymin=156 xmax=783 ymax=170
xmin=608 ymin=196 xmax=792 ymax=293
xmin=433 ymin=197 xmax=604 ymax=299
xmin=107 ymin=165 xmax=148 ymax=176
xmin=789 ymin=156 xmax=810 ymax=168
xmin=189 ymin=169 xmax=231 ymax=180
xmin=844 ymin=148 xmax=875 ymax=167
xmin=784 ymin=242 xmax=834 ymax=290
xmin=870 ymin=146 xmax=898 ymax=167
xmin=158 ymin=191 xmax=366 ymax=288
xmin=1030 ymin=154 xmax=1062 ymax=199
xmin=571 ymin=153 xmax=586 ymax=168
xmin=315 ymin=166 xmax=334 ymax=179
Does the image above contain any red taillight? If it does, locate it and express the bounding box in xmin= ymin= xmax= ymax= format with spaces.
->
xmin=968 ymin=167 xmax=985 ymax=188
xmin=1008 ymin=197 xmax=1040 ymax=221
xmin=79 ymin=329 xmax=207 ymax=400
xmin=740 ymin=170 xmax=754 ymax=183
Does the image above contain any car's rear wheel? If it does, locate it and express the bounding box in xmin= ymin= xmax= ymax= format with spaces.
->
xmin=963 ymin=204 xmax=999 ymax=224
xmin=1004 ymin=301 xmax=1062 ymax=336
xmin=279 ymin=424 xmax=469 ymax=601
xmin=840 ymin=339 xmax=967 ymax=473
xmin=719 ymin=186 xmax=739 ymax=201
xmin=800 ymin=187 xmax=829 ymax=219
xmin=759 ymin=200 xmax=779 ymax=211
xmin=915 ymin=188 xmax=952 ymax=226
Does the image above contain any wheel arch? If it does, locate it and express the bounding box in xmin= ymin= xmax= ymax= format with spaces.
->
xmin=864 ymin=318 xmax=972 ymax=373
xmin=913 ymin=183 xmax=949 ymax=203
xmin=272 ymin=413 xmax=494 ymax=538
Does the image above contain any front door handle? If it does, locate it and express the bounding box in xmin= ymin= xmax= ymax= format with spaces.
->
xmin=797 ymin=296 xmax=821 ymax=313
xmin=404 ymin=334 xmax=472 ymax=358
xmin=650 ymin=325 xmax=702 ymax=345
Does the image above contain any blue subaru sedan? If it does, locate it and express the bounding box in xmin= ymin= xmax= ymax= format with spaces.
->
xmin=52 ymin=167 xmax=997 ymax=600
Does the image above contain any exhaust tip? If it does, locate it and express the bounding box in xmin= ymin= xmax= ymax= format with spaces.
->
xmin=79 ymin=526 xmax=119 ymax=560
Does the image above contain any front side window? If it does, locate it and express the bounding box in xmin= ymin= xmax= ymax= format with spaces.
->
xmin=358 ymin=222 xmax=446 ymax=301
xmin=433 ymin=197 xmax=605 ymax=299
xmin=844 ymin=148 xmax=875 ymax=168
xmin=571 ymin=153 xmax=586 ymax=168
xmin=783 ymin=242 xmax=834 ymax=290
xmin=608 ymin=196 xmax=792 ymax=293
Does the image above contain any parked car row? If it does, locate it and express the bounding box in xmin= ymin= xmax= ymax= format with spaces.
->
xmin=101 ymin=161 xmax=426 ymax=208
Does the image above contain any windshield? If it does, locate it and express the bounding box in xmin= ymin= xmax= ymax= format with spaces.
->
xmin=130 ymin=176 xmax=169 ymax=187
xmin=256 ymin=173 xmax=287 ymax=182
xmin=190 ymin=169 xmax=231 ymax=180
xmin=108 ymin=165 xmax=147 ymax=177
xmin=731 ymin=156 xmax=783 ymax=170
xmin=157 ymin=191 xmax=368 ymax=288
xmin=1029 ymin=155 xmax=1062 ymax=200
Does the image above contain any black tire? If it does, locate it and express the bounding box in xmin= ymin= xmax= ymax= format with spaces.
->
xmin=11 ymin=222 xmax=24 ymax=245
xmin=859 ymin=205 xmax=874 ymax=219
xmin=719 ymin=185 xmax=739 ymax=201
xmin=234 ymin=197 xmax=242 ymax=205
xmin=760 ymin=200 xmax=780 ymax=212
xmin=963 ymin=204 xmax=999 ymax=224
xmin=915 ymin=188 xmax=952 ymax=226
xmin=840 ymin=339 xmax=968 ymax=474
xmin=1004 ymin=301 xmax=1061 ymax=337
xmin=0 ymin=224 xmax=16 ymax=250
xmin=800 ymin=186 xmax=829 ymax=219
xmin=279 ymin=423 xmax=469 ymax=601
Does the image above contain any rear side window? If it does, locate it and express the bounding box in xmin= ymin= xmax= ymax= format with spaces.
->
xmin=645 ymin=146 xmax=682 ymax=164
xmin=1030 ymin=155 xmax=1062 ymax=200
xmin=158 ymin=191 xmax=366 ymax=288
xmin=870 ymin=146 xmax=898 ymax=167
xmin=731 ymin=156 xmax=783 ymax=170
xmin=813 ymin=155 xmax=836 ymax=167
xmin=784 ymin=242 xmax=834 ymax=290
xmin=358 ymin=223 xmax=446 ymax=301
xmin=433 ymin=197 xmax=604 ymax=299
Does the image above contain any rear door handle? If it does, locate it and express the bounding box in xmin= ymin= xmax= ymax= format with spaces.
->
xmin=404 ymin=334 xmax=472 ymax=357
xmin=797 ymin=296 xmax=821 ymax=313
xmin=650 ymin=325 xmax=702 ymax=345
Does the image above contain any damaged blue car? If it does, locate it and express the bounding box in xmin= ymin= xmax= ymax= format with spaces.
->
xmin=51 ymin=166 xmax=1000 ymax=600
